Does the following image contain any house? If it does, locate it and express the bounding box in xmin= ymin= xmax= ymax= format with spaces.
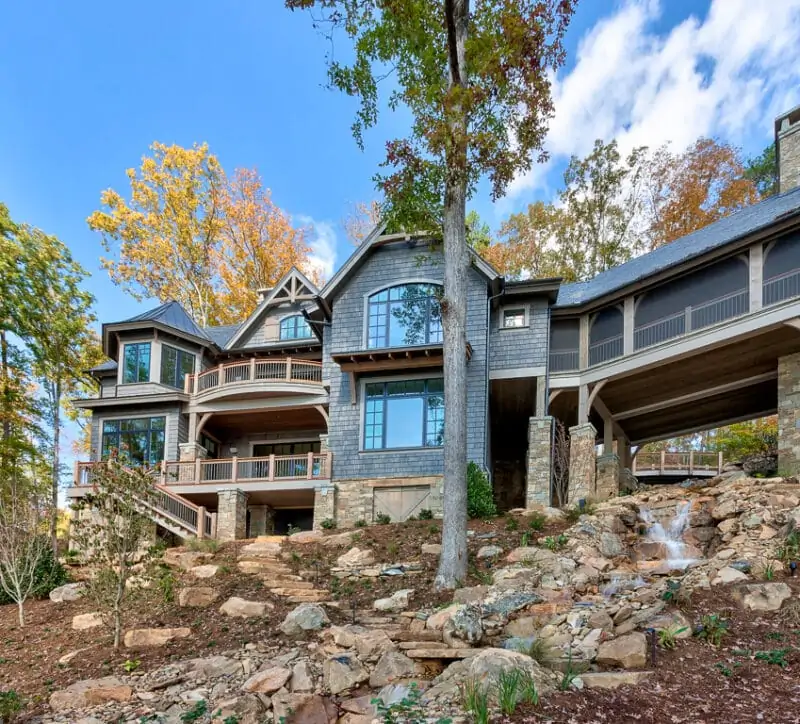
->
xmin=69 ymin=103 xmax=800 ymax=540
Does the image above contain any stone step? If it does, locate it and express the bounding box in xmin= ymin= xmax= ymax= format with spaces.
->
xmin=405 ymin=648 xmax=482 ymax=660
xmin=580 ymin=672 xmax=653 ymax=690
xmin=237 ymin=561 xmax=291 ymax=575
xmin=264 ymin=580 xmax=316 ymax=590
xmin=390 ymin=630 xmax=442 ymax=643
xmin=270 ymin=587 xmax=326 ymax=597
xmin=287 ymin=594 xmax=330 ymax=604
xmin=398 ymin=641 xmax=448 ymax=650
xmin=255 ymin=535 xmax=286 ymax=543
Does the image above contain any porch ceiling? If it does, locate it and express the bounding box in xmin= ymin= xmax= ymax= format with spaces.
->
xmin=176 ymin=486 xmax=316 ymax=509
xmin=205 ymin=406 xmax=327 ymax=439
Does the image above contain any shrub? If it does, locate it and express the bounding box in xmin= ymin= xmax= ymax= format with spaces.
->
xmin=657 ymin=624 xmax=688 ymax=650
xmin=528 ymin=512 xmax=547 ymax=531
xmin=0 ymin=689 xmax=23 ymax=722
xmin=354 ymin=519 xmax=368 ymax=528
xmin=0 ymin=540 xmax=68 ymax=606
xmin=418 ymin=508 xmax=434 ymax=520
xmin=467 ymin=462 xmax=496 ymax=519
xmin=185 ymin=538 xmax=219 ymax=553
xmin=695 ymin=614 xmax=729 ymax=647
xmin=375 ymin=512 xmax=391 ymax=525
xmin=320 ymin=518 xmax=337 ymax=530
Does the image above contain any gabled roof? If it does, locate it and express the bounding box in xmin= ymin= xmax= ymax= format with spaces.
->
xmin=225 ymin=267 xmax=320 ymax=349
xmin=320 ymin=223 xmax=500 ymax=303
xmin=555 ymin=185 xmax=800 ymax=308
xmin=122 ymin=300 xmax=209 ymax=339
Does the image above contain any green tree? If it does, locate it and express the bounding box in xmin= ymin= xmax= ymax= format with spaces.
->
xmin=288 ymin=0 xmax=575 ymax=588
xmin=745 ymin=142 xmax=778 ymax=199
xmin=465 ymin=210 xmax=492 ymax=253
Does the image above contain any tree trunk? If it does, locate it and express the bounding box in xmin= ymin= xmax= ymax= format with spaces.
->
xmin=50 ymin=379 xmax=61 ymax=557
xmin=1 ymin=330 xmax=10 ymax=443
xmin=435 ymin=0 xmax=470 ymax=591
xmin=17 ymin=599 xmax=25 ymax=627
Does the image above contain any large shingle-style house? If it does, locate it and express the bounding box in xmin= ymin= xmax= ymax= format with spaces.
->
xmin=70 ymin=104 xmax=800 ymax=540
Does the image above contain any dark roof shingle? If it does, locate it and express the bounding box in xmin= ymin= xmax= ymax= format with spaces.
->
xmin=122 ymin=300 xmax=210 ymax=341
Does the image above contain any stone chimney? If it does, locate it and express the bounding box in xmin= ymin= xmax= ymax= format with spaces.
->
xmin=776 ymin=104 xmax=800 ymax=193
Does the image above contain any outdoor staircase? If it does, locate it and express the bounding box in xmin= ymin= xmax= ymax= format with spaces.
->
xmin=237 ymin=536 xmax=330 ymax=603
xmin=136 ymin=485 xmax=214 ymax=541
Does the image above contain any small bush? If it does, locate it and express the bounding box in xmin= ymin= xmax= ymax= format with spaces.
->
xmin=777 ymin=530 xmax=800 ymax=562
xmin=467 ymin=462 xmax=496 ymax=519
xmin=0 ymin=541 xmax=68 ymax=605
xmin=504 ymin=516 xmax=519 ymax=532
xmin=320 ymin=518 xmax=337 ymax=530
xmin=375 ymin=512 xmax=391 ymax=525
xmin=354 ymin=519 xmax=368 ymax=528
xmin=0 ymin=689 xmax=23 ymax=722
xmin=657 ymin=624 xmax=688 ymax=650
xmin=418 ymin=508 xmax=434 ymax=520
xmin=155 ymin=565 xmax=176 ymax=604
xmin=695 ymin=614 xmax=729 ymax=647
xmin=754 ymin=648 xmax=792 ymax=668
xmin=185 ymin=537 xmax=219 ymax=554
xmin=543 ymin=534 xmax=568 ymax=552
xmin=528 ymin=512 xmax=547 ymax=531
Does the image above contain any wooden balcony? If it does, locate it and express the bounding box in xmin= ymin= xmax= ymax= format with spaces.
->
xmin=632 ymin=450 xmax=723 ymax=478
xmin=185 ymin=358 xmax=323 ymax=397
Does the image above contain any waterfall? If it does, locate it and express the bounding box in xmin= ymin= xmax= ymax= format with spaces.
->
xmin=639 ymin=501 xmax=695 ymax=570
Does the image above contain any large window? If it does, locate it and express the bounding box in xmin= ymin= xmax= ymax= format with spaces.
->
xmin=364 ymin=378 xmax=444 ymax=450
xmin=160 ymin=344 xmax=195 ymax=389
xmin=122 ymin=342 xmax=151 ymax=384
xmin=280 ymin=315 xmax=313 ymax=340
xmin=101 ymin=417 xmax=165 ymax=465
xmin=367 ymin=284 xmax=443 ymax=349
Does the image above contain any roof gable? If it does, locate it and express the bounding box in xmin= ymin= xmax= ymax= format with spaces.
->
xmin=123 ymin=300 xmax=209 ymax=339
xmin=225 ymin=267 xmax=320 ymax=349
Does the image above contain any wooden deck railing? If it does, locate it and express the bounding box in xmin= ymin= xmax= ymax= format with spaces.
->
xmin=162 ymin=452 xmax=332 ymax=485
xmin=632 ymin=450 xmax=723 ymax=476
xmin=185 ymin=357 xmax=323 ymax=396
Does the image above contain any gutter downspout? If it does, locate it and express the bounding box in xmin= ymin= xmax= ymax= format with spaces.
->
xmin=484 ymin=279 xmax=505 ymax=479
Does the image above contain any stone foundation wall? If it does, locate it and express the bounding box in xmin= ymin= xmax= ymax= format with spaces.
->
xmin=778 ymin=352 xmax=800 ymax=476
xmin=216 ymin=489 xmax=248 ymax=541
xmin=595 ymin=453 xmax=620 ymax=500
xmin=568 ymin=423 xmax=597 ymax=503
xmin=312 ymin=484 xmax=337 ymax=530
xmin=248 ymin=505 xmax=274 ymax=537
xmin=526 ymin=416 xmax=553 ymax=508
xmin=332 ymin=476 xmax=443 ymax=527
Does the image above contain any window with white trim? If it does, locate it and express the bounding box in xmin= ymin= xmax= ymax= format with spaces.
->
xmin=122 ymin=342 xmax=151 ymax=383
xmin=279 ymin=315 xmax=313 ymax=340
xmin=367 ymin=284 xmax=443 ymax=348
xmin=502 ymin=308 xmax=526 ymax=329
xmin=364 ymin=378 xmax=444 ymax=450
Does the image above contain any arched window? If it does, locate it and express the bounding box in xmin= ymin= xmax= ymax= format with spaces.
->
xmin=367 ymin=283 xmax=443 ymax=349
xmin=279 ymin=315 xmax=313 ymax=340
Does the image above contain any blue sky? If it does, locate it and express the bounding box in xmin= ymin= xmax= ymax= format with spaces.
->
xmin=1 ymin=0 xmax=799 ymax=330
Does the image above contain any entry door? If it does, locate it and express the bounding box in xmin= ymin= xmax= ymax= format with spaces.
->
xmin=373 ymin=485 xmax=431 ymax=522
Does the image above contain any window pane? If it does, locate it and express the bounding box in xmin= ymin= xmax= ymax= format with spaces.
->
xmin=102 ymin=420 xmax=119 ymax=433
xmin=179 ymin=350 xmax=195 ymax=382
xmin=160 ymin=345 xmax=177 ymax=387
xmin=123 ymin=344 xmax=138 ymax=383
xmin=365 ymin=383 xmax=384 ymax=398
xmin=149 ymin=431 xmax=165 ymax=463
xmin=426 ymin=395 xmax=445 ymax=447
xmin=427 ymin=378 xmax=444 ymax=394
xmin=368 ymin=285 xmax=442 ymax=348
xmin=137 ymin=344 xmax=151 ymax=382
xmin=503 ymin=309 xmax=526 ymax=328
xmin=101 ymin=433 xmax=117 ymax=459
xmin=387 ymin=380 xmax=425 ymax=396
xmin=386 ymin=397 xmax=423 ymax=448
xmin=151 ymin=417 xmax=166 ymax=430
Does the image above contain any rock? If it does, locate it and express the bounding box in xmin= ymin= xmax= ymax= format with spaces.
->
xmin=49 ymin=677 xmax=132 ymax=711
xmin=587 ymin=610 xmax=614 ymax=632
xmin=281 ymin=603 xmax=330 ymax=637
xmin=353 ymin=629 xmax=395 ymax=661
xmin=599 ymin=532 xmax=625 ymax=558
xmin=323 ymin=653 xmax=369 ymax=694
xmin=272 ymin=693 xmax=313 ymax=722
xmin=712 ymin=566 xmax=749 ymax=585
xmin=242 ymin=666 xmax=292 ymax=694
xmin=644 ymin=611 xmax=691 ymax=637
xmin=58 ymin=648 xmax=90 ymax=666
xmin=212 ymin=694 xmax=267 ymax=724
xmin=49 ymin=582 xmax=84 ymax=603
xmin=738 ymin=582 xmax=792 ymax=612
xmin=337 ymin=547 xmax=375 ymax=567
xmin=188 ymin=656 xmax=243 ymax=677
xmin=421 ymin=543 xmax=442 ymax=556
xmin=220 ymin=596 xmax=273 ymax=618
xmin=291 ymin=530 xmax=324 ymax=544
xmin=72 ymin=612 xmax=104 ymax=630
xmin=453 ymin=585 xmax=489 ymax=604
xmin=506 ymin=546 xmax=541 ymax=563
xmin=477 ymin=545 xmax=503 ymax=559
xmin=443 ymin=604 xmax=483 ymax=647
xmin=190 ymin=564 xmax=220 ymax=579
xmin=178 ymin=586 xmax=219 ymax=608
xmin=240 ymin=540 xmax=281 ymax=558
xmin=163 ymin=549 xmax=212 ymax=570
xmin=291 ymin=661 xmax=315 ymax=692
xmin=369 ymin=651 xmax=418 ymax=688
xmin=320 ymin=531 xmax=357 ymax=547
xmin=467 ymin=648 xmax=556 ymax=695
xmin=123 ymin=627 xmax=191 ymax=648
xmin=374 ymin=589 xmax=414 ymax=612
xmin=711 ymin=498 xmax=744 ymax=520
xmin=581 ymin=671 xmax=653 ymax=689
xmin=425 ymin=603 xmax=461 ymax=630
xmin=289 ymin=694 xmax=338 ymax=724
xmin=504 ymin=616 xmax=537 ymax=638
xmin=596 ymin=633 xmax=647 ymax=669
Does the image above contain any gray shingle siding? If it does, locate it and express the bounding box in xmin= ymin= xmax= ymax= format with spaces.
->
xmin=326 ymin=243 xmax=489 ymax=481
xmin=237 ymin=300 xmax=319 ymax=349
xmin=89 ymin=404 xmax=184 ymax=462
xmin=488 ymin=299 xmax=549 ymax=371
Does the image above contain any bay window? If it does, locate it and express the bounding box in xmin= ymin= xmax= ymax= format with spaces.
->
xmin=160 ymin=344 xmax=195 ymax=389
xmin=122 ymin=342 xmax=151 ymax=383
xmin=364 ymin=378 xmax=444 ymax=450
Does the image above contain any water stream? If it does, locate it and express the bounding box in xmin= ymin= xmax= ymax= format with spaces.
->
xmin=639 ymin=501 xmax=696 ymax=570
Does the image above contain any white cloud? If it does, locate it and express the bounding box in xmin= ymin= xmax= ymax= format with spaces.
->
xmin=508 ymin=0 xmax=800 ymax=198
xmin=297 ymin=215 xmax=338 ymax=282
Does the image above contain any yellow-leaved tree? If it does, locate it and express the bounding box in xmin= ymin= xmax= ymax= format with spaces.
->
xmin=88 ymin=143 xmax=313 ymax=326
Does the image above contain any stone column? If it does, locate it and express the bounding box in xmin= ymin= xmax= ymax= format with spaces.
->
xmin=526 ymin=416 xmax=553 ymax=508
xmin=595 ymin=453 xmax=620 ymax=500
xmin=778 ymin=352 xmax=800 ymax=475
xmin=312 ymin=484 xmax=336 ymax=530
xmin=216 ymin=488 xmax=248 ymax=541
xmin=179 ymin=442 xmax=208 ymax=461
xmin=568 ymin=423 xmax=597 ymax=503
xmin=248 ymin=504 xmax=274 ymax=537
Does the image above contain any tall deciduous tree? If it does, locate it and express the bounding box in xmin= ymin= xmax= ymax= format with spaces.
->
xmin=343 ymin=200 xmax=383 ymax=245
xmin=745 ymin=142 xmax=778 ymax=199
xmin=87 ymin=142 xmax=224 ymax=326
xmin=215 ymin=168 xmax=314 ymax=323
xmin=288 ymin=0 xmax=574 ymax=588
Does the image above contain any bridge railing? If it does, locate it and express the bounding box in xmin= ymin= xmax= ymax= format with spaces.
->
xmin=632 ymin=450 xmax=723 ymax=476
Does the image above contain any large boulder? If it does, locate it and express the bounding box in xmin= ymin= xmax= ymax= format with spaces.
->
xmin=596 ymin=633 xmax=647 ymax=669
xmin=323 ymin=653 xmax=369 ymax=695
xmin=291 ymin=661 xmax=316 ymax=692
xmin=188 ymin=656 xmax=243 ymax=677
xmin=737 ymin=582 xmax=792 ymax=612
xmin=49 ymin=583 xmax=84 ymax=603
xmin=242 ymin=666 xmax=292 ymax=694
xmin=190 ymin=564 xmax=220 ymax=579
xmin=425 ymin=603 xmax=462 ymax=631
xmin=369 ymin=651 xmax=418 ymax=688
xmin=290 ymin=530 xmax=324 ymax=544
xmin=49 ymin=677 xmax=132 ymax=711
xmin=287 ymin=694 xmax=338 ymax=724
xmin=337 ymin=547 xmax=375 ymax=567
xmin=374 ymin=589 xmax=414 ymax=612
xmin=280 ymin=603 xmax=330 ymax=637
xmin=72 ymin=612 xmax=104 ymax=630
xmin=220 ymin=597 xmax=273 ymax=618
xmin=239 ymin=540 xmax=281 ymax=558
xmin=443 ymin=604 xmax=483 ymax=647
xmin=163 ymin=549 xmax=213 ymax=570
xmin=178 ymin=586 xmax=219 ymax=608
xmin=212 ymin=694 xmax=267 ymax=724
xmin=467 ymin=648 xmax=557 ymax=696
xmin=124 ymin=627 xmax=191 ymax=648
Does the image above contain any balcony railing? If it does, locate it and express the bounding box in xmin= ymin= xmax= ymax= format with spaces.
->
xmin=162 ymin=452 xmax=332 ymax=485
xmin=186 ymin=357 xmax=323 ymax=396
xmin=588 ymin=334 xmax=624 ymax=367
xmin=763 ymin=268 xmax=800 ymax=307
xmin=549 ymin=349 xmax=579 ymax=373
xmin=632 ymin=450 xmax=723 ymax=476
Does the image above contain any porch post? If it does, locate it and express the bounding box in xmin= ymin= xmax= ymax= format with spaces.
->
xmin=196 ymin=506 xmax=207 ymax=539
xmin=623 ymin=296 xmax=635 ymax=355
xmin=749 ymin=243 xmax=763 ymax=312
xmin=526 ymin=416 xmax=553 ymax=508
xmin=216 ymin=488 xmax=248 ymax=541
xmin=568 ymin=422 xmax=597 ymax=503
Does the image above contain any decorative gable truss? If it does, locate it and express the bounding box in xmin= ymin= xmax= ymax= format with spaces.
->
xmin=225 ymin=267 xmax=321 ymax=350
